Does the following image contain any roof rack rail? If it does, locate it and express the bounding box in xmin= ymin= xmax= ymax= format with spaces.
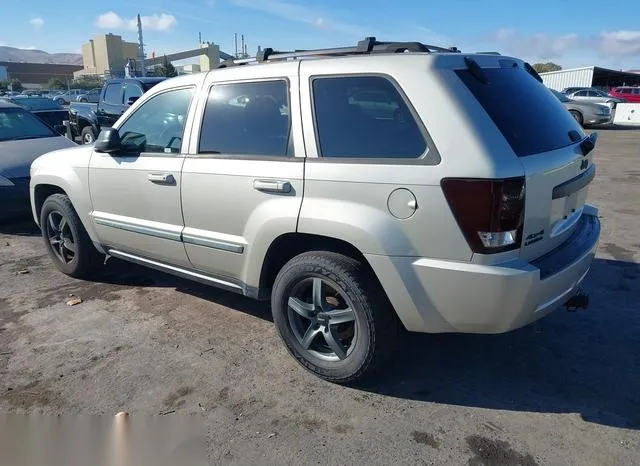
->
xmin=217 ymin=36 xmax=460 ymax=68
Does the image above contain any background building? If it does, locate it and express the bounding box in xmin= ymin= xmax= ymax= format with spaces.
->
xmin=75 ymin=33 xmax=139 ymax=78
xmin=0 ymin=61 xmax=82 ymax=88
xmin=0 ymin=65 xmax=7 ymax=80
xmin=541 ymin=66 xmax=640 ymax=91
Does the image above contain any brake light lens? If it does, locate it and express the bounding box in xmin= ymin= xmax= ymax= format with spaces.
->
xmin=441 ymin=177 xmax=525 ymax=254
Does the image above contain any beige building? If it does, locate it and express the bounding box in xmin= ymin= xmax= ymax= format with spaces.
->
xmin=75 ymin=33 xmax=139 ymax=78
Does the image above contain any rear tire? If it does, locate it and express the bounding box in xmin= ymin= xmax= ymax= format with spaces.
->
xmin=40 ymin=194 xmax=102 ymax=278
xmin=569 ymin=110 xmax=583 ymax=126
xmin=56 ymin=98 xmax=65 ymax=105
xmin=271 ymin=251 xmax=399 ymax=384
xmin=81 ymin=126 xmax=96 ymax=144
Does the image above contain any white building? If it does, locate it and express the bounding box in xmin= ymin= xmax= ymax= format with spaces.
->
xmin=541 ymin=66 xmax=640 ymax=91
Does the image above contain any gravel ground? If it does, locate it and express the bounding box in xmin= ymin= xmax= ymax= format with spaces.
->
xmin=1 ymin=127 xmax=639 ymax=465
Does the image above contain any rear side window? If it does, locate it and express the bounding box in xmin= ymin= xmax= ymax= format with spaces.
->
xmin=456 ymin=66 xmax=584 ymax=156
xmin=103 ymin=84 xmax=122 ymax=104
xmin=198 ymin=80 xmax=291 ymax=156
xmin=312 ymin=76 xmax=427 ymax=159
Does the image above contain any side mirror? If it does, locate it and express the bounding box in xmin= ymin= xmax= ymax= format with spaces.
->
xmin=127 ymin=96 xmax=139 ymax=106
xmin=94 ymin=128 xmax=123 ymax=153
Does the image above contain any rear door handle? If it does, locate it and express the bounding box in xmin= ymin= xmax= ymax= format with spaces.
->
xmin=253 ymin=179 xmax=292 ymax=194
xmin=147 ymin=173 xmax=175 ymax=185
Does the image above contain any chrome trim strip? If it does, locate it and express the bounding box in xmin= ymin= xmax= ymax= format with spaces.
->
xmin=182 ymin=233 xmax=245 ymax=254
xmin=107 ymin=249 xmax=243 ymax=292
xmin=93 ymin=216 xmax=181 ymax=242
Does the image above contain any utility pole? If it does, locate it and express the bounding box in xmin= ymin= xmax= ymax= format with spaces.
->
xmin=137 ymin=14 xmax=146 ymax=77
xmin=234 ymin=33 xmax=238 ymax=58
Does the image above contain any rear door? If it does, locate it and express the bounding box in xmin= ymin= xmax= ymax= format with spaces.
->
xmin=455 ymin=61 xmax=595 ymax=261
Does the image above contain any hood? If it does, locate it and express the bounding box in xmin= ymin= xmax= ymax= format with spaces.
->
xmin=0 ymin=136 xmax=76 ymax=179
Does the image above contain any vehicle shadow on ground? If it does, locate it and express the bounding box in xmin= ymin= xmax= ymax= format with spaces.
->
xmin=95 ymin=258 xmax=272 ymax=322
xmin=0 ymin=216 xmax=40 ymax=237
xmin=356 ymin=257 xmax=640 ymax=430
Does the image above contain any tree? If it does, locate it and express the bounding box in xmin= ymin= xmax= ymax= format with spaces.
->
xmin=72 ymin=75 xmax=104 ymax=90
xmin=0 ymin=78 xmax=23 ymax=92
xmin=532 ymin=62 xmax=562 ymax=74
xmin=46 ymin=77 xmax=67 ymax=90
xmin=153 ymin=55 xmax=177 ymax=78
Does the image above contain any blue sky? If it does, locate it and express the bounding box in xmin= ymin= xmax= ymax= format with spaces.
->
xmin=1 ymin=0 xmax=640 ymax=69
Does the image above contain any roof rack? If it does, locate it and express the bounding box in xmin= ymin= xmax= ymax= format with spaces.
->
xmin=217 ymin=36 xmax=460 ymax=68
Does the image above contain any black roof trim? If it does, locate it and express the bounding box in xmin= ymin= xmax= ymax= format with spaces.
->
xmin=217 ymin=36 xmax=460 ymax=68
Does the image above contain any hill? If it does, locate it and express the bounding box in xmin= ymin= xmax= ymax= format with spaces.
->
xmin=0 ymin=46 xmax=82 ymax=65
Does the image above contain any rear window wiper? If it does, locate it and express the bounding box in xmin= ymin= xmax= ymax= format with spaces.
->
xmin=464 ymin=57 xmax=488 ymax=84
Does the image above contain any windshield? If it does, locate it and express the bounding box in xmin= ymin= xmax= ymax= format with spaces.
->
xmin=11 ymin=97 xmax=64 ymax=111
xmin=550 ymin=89 xmax=572 ymax=103
xmin=0 ymin=107 xmax=57 ymax=142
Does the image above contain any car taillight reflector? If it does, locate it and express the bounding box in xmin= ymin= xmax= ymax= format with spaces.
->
xmin=441 ymin=177 xmax=525 ymax=254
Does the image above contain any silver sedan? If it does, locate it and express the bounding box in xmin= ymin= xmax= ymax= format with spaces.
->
xmin=566 ymin=88 xmax=627 ymax=108
xmin=550 ymin=89 xmax=612 ymax=127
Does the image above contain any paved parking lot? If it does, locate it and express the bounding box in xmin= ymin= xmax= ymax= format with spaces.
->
xmin=1 ymin=127 xmax=639 ymax=465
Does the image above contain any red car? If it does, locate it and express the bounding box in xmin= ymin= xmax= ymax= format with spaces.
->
xmin=609 ymin=86 xmax=640 ymax=103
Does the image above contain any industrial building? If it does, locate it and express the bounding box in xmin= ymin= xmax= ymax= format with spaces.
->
xmin=541 ymin=66 xmax=640 ymax=91
xmin=75 ymin=33 xmax=140 ymax=78
xmin=0 ymin=61 xmax=82 ymax=88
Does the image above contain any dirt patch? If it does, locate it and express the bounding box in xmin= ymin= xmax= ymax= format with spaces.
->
xmin=466 ymin=435 xmax=538 ymax=466
xmin=2 ymin=379 xmax=62 ymax=411
xmin=163 ymin=386 xmax=195 ymax=408
xmin=412 ymin=430 xmax=440 ymax=449
xmin=603 ymin=243 xmax=636 ymax=262
xmin=333 ymin=423 xmax=354 ymax=434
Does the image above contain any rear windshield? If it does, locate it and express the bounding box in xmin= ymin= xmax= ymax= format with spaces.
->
xmin=456 ymin=66 xmax=584 ymax=156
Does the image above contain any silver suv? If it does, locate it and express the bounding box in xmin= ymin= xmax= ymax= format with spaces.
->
xmin=29 ymin=38 xmax=601 ymax=383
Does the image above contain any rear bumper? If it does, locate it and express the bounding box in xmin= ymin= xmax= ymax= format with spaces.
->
xmin=586 ymin=115 xmax=612 ymax=125
xmin=366 ymin=207 xmax=601 ymax=334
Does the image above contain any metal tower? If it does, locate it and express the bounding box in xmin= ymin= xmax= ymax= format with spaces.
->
xmin=137 ymin=14 xmax=146 ymax=77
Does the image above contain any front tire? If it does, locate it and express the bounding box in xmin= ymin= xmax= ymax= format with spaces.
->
xmin=569 ymin=110 xmax=584 ymax=126
xmin=271 ymin=251 xmax=398 ymax=384
xmin=81 ymin=126 xmax=96 ymax=144
xmin=57 ymin=98 xmax=65 ymax=105
xmin=40 ymin=194 xmax=102 ymax=278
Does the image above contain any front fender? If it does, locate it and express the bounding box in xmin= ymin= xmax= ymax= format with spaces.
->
xmin=29 ymin=146 xmax=101 ymax=248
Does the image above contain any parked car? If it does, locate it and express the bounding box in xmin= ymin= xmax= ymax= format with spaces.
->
xmin=4 ymin=96 xmax=68 ymax=134
xmin=30 ymin=38 xmax=600 ymax=383
xmin=609 ymin=86 xmax=640 ymax=103
xmin=76 ymin=88 xmax=102 ymax=103
xmin=68 ymin=77 xmax=165 ymax=144
xmin=566 ymin=88 xmax=627 ymax=107
xmin=51 ymin=89 xmax=83 ymax=105
xmin=561 ymin=86 xmax=588 ymax=95
xmin=0 ymin=100 xmax=76 ymax=219
xmin=550 ymin=89 xmax=612 ymax=126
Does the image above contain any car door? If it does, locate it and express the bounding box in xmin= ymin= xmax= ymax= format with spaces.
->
xmin=181 ymin=62 xmax=304 ymax=290
xmin=97 ymin=81 xmax=124 ymax=130
xmin=88 ymin=83 xmax=199 ymax=267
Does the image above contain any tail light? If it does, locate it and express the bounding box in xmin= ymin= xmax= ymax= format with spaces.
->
xmin=441 ymin=177 xmax=525 ymax=254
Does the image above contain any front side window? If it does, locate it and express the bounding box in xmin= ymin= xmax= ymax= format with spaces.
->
xmin=198 ymin=80 xmax=291 ymax=156
xmin=0 ymin=108 xmax=57 ymax=142
xmin=118 ymin=87 xmax=194 ymax=154
xmin=574 ymin=90 xmax=588 ymax=97
xmin=104 ymin=83 xmax=122 ymax=104
xmin=312 ymin=76 xmax=427 ymax=159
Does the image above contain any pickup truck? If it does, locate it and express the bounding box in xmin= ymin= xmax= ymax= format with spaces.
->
xmin=68 ymin=77 xmax=166 ymax=144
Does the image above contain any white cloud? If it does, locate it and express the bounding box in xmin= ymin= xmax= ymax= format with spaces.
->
xmin=230 ymin=0 xmax=366 ymax=36
xmin=599 ymin=30 xmax=640 ymax=57
xmin=490 ymin=28 xmax=579 ymax=59
xmin=95 ymin=11 xmax=177 ymax=31
xmin=29 ymin=17 xmax=44 ymax=29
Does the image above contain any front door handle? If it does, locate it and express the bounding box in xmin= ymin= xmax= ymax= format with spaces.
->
xmin=253 ymin=179 xmax=292 ymax=194
xmin=147 ymin=173 xmax=175 ymax=185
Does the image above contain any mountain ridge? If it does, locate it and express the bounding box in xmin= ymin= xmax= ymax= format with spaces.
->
xmin=0 ymin=46 xmax=82 ymax=66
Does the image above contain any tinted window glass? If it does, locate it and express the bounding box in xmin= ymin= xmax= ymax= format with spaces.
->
xmin=456 ymin=67 xmax=584 ymax=157
xmin=574 ymin=90 xmax=587 ymax=96
xmin=199 ymin=80 xmax=290 ymax=156
xmin=123 ymin=84 xmax=143 ymax=104
xmin=312 ymin=76 xmax=426 ymax=159
xmin=119 ymin=88 xmax=194 ymax=154
xmin=0 ymin=108 xmax=57 ymax=142
xmin=104 ymin=84 xmax=122 ymax=104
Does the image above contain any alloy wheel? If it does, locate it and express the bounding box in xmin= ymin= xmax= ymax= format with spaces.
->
xmin=287 ymin=277 xmax=358 ymax=362
xmin=46 ymin=211 xmax=77 ymax=264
